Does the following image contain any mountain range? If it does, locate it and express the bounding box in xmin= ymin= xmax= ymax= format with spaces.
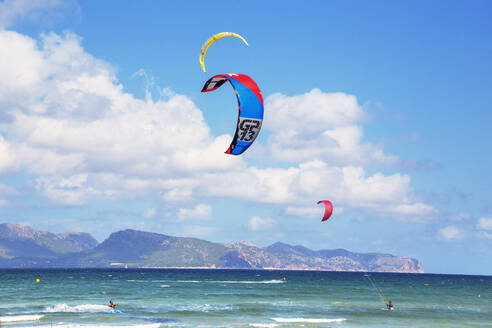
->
xmin=0 ymin=223 xmax=423 ymax=273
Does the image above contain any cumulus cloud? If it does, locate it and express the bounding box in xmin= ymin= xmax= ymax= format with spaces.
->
xmin=248 ymin=216 xmax=276 ymax=231
xmin=0 ymin=183 xmax=19 ymax=196
xmin=476 ymin=231 xmax=492 ymax=240
xmin=449 ymin=212 xmax=471 ymax=221
xmin=0 ymin=30 xmax=243 ymax=203
xmin=182 ymin=225 xmax=218 ymax=238
xmin=186 ymin=161 xmax=435 ymax=221
xmin=263 ymin=89 xmax=399 ymax=167
xmin=178 ymin=204 xmax=212 ymax=221
xmin=286 ymin=204 xmax=343 ymax=219
xmin=476 ymin=217 xmax=492 ymax=230
xmin=142 ymin=208 xmax=156 ymax=219
xmin=285 ymin=206 xmax=322 ymax=219
xmin=476 ymin=217 xmax=492 ymax=239
xmin=0 ymin=29 xmax=435 ymax=223
xmin=0 ymin=0 xmax=66 ymax=29
xmin=437 ymin=226 xmax=463 ymax=241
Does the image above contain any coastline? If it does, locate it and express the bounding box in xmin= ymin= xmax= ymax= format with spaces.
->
xmin=22 ymin=265 xmax=422 ymax=274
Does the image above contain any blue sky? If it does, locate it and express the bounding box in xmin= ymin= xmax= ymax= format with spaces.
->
xmin=0 ymin=0 xmax=491 ymax=275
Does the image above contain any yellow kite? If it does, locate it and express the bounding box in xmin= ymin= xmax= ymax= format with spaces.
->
xmin=199 ymin=32 xmax=249 ymax=72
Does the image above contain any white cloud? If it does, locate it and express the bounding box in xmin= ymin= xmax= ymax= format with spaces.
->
xmin=0 ymin=29 xmax=435 ymax=223
xmin=285 ymin=204 xmax=344 ymax=219
xmin=285 ymin=206 xmax=322 ymax=219
xmin=34 ymin=173 xmax=157 ymax=205
xmin=178 ymin=204 xmax=212 ymax=221
xmin=476 ymin=217 xmax=492 ymax=231
xmin=0 ymin=183 xmax=19 ymax=196
xmin=0 ymin=30 xmax=243 ymax=203
xmin=437 ymin=226 xmax=463 ymax=241
xmin=263 ymin=89 xmax=399 ymax=166
xmin=35 ymin=174 xmax=89 ymax=206
xmin=476 ymin=217 xmax=492 ymax=240
xmin=142 ymin=208 xmax=156 ymax=219
xmin=181 ymin=225 xmax=218 ymax=238
xmin=189 ymin=161 xmax=434 ymax=221
xmin=248 ymin=216 xmax=276 ymax=231
xmin=476 ymin=231 xmax=492 ymax=240
xmin=0 ymin=0 xmax=66 ymax=29
xmin=265 ymin=89 xmax=364 ymax=131
xmin=449 ymin=212 xmax=471 ymax=221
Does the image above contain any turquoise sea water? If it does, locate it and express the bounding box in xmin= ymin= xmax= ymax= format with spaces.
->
xmin=0 ymin=269 xmax=490 ymax=327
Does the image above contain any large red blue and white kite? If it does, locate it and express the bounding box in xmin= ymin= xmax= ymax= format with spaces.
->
xmin=201 ymin=73 xmax=264 ymax=155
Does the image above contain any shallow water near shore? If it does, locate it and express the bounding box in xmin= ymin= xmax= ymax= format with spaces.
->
xmin=0 ymin=269 xmax=490 ymax=327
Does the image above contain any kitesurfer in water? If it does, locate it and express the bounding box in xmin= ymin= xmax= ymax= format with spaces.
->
xmin=109 ymin=300 xmax=117 ymax=310
xmin=385 ymin=300 xmax=394 ymax=310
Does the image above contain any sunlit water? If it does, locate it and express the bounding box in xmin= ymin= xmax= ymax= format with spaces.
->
xmin=0 ymin=269 xmax=490 ymax=327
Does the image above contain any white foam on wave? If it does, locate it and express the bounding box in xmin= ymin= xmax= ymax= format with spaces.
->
xmin=174 ymin=303 xmax=233 ymax=312
xmin=14 ymin=324 xmax=160 ymax=328
xmin=176 ymin=280 xmax=201 ymax=283
xmin=0 ymin=315 xmax=44 ymax=322
xmin=175 ymin=280 xmax=284 ymax=284
xmin=219 ymin=280 xmax=284 ymax=284
xmin=249 ymin=324 xmax=279 ymax=328
xmin=272 ymin=317 xmax=346 ymax=323
xmin=160 ymin=284 xmax=171 ymax=288
xmin=44 ymin=304 xmax=112 ymax=313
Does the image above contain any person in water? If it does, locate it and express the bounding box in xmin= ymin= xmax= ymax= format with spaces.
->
xmin=109 ymin=300 xmax=117 ymax=310
xmin=385 ymin=300 xmax=394 ymax=310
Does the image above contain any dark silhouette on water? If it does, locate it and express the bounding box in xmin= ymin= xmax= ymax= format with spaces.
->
xmin=109 ymin=300 xmax=117 ymax=310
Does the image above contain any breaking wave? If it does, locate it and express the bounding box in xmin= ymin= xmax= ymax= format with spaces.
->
xmin=14 ymin=325 xmax=161 ymax=328
xmin=175 ymin=280 xmax=284 ymax=284
xmin=44 ymin=304 xmax=112 ymax=313
xmin=272 ymin=317 xmax=346 ymax=323
xmin=0 ymin=315 xmax=44 ymax=322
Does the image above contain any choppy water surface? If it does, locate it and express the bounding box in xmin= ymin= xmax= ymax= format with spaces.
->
xmin=0 ymin=269 xmax=490 ymax=327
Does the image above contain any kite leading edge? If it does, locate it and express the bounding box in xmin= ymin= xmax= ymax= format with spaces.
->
xmin=317 ymin=200 xmax=334 ymax=222
xmin=199 ymin=32 xmax=249 ymax=72
xmin=201 ymin=73 xmax=263 ymax=155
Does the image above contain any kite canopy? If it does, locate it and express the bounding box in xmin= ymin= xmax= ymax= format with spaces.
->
xmin=201 ymin=73 xmax=264 ymax=155
xmin=317 ymin=200 xmax=333 ymax=222
xmin=199 ymin=32 xmax=249 ymax=72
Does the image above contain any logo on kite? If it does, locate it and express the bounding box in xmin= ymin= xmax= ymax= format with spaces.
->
xmin=199 ymin=32 xmax=249 ymax=72
xmin=202 ymin=74 xmax=264 ymax=155
xmin=317 ymin=200 xmax=333 ymax=222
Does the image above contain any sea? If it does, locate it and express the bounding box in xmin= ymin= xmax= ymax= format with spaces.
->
xmin=0 ymin=269 xmax=490 ymax=328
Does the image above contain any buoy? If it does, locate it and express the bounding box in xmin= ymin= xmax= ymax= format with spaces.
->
xmin=36 ymin=278 xmax=40 ymax=283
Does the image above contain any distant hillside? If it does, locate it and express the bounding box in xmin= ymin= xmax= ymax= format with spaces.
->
xmin=0 ymin=223 xmax=98 ymax=267
xmin=63 ymin=229 xmax=229 ymax=268
xmin=0 ymin=224 xmax=423 ymax=273
xmin=240 ymin=242 xmax=423 ymax=272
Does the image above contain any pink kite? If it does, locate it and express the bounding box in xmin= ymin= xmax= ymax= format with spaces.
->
xmin=317 ymin=200 xmax=333 ymax=222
